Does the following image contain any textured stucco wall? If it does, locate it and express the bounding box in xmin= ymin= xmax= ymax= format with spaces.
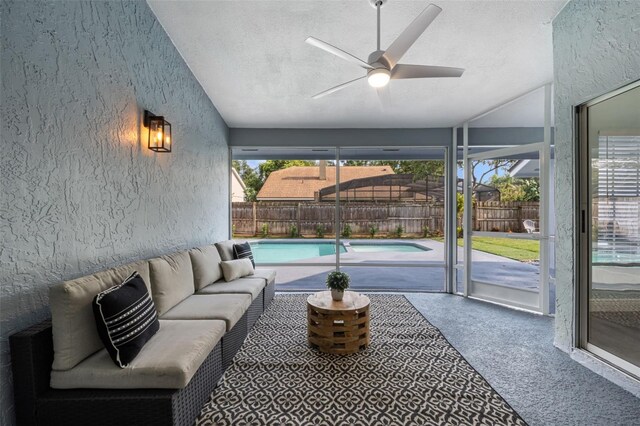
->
xmin=553 ymin=0 xmax=640 ymax=353
xmin=0 ymin=1 xmax=229 ymax=424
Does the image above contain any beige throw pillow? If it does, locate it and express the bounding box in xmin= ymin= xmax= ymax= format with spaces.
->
xmin=220 ymin=258 xmax=254 ymax=282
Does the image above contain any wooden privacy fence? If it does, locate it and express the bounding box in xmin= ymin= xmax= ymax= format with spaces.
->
xmin=233 ymin=201 xmax=539 ymax=236
xmin=473 ymin=201 xmax=539 ymax=233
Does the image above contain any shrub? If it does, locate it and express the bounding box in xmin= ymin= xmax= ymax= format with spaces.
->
xmin=395 ymin=225 xmax=403 ymax=238
xmin=341 ymin=223 xmax=352 ymax=238
xmin=457 ymin=226 xmax=464 ymax=238
xmin=289 ymin=224 xmax=299 ymax=238
xmin=326 ymin=271 xmax=350 ymax=291
xmin=315 ymin=224 xmax=325 ymax=238
xmin=261 ymin=223 xmax=269 ymax=238
xmin=422 ymin=226 xmax=431 ymax=238
xmin=368 ymin=224 xmax=378 ymax=238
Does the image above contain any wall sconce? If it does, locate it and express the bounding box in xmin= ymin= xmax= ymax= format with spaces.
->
xmin=143 ymin=110 xmax=172 ymax=153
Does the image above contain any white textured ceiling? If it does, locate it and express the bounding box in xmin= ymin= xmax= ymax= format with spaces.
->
xmin=148 ymin=0 xmax=567 ymax=128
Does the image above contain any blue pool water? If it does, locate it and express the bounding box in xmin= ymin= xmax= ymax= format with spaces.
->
xmin=592 ymin=252 xmax=640 ymax=264
xmin=349 ymin=243 xmax=430 ymax=253
xmin=250 ymin=242 xmax=346 ymax=263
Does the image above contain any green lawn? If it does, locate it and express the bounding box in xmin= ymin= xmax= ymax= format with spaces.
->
xmin=434 ymin=236 xmax=540 ymax=262
xmin=463 ymin=237 xmax=539 ymax=262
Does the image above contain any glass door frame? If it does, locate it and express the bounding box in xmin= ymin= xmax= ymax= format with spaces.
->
xmin=577 ymin=80 xmax=640 ymax=378
xmin=463 ymin=142 xmax=551 ymax=314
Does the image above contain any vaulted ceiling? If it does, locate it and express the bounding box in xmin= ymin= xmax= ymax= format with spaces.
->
xmin=148 ymin=0 xmax=567 ymax=128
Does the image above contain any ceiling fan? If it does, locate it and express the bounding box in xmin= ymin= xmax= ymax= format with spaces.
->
xmin=306 ymin=0 xmax=464 ymax=99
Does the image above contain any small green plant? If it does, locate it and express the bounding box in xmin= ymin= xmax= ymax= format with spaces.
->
xmin=422 ymin=226 xmax=431 ymax=238
xmin=457 ymin=226 xmax=464 ymax=238
xmin=341 ymin=223 xmax=352 ymax=238
xmin=368 ymin=224 xmax=378 ymax=238
xmin=315 ymin=224 xmax=325 ymax=238
xmin=232 ymin=224 xmax=237 ymax=237
xmin=395 ymin=225 xmax=404 ymax=238
xmin=326 ymin=271 xmax=350 ymax=291
xmin=289 ymin=224 xmax=299 ymax=238
xmin=261 ymin=223 xmax=269 ymax=238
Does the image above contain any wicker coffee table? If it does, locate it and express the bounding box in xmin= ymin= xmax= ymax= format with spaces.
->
xmin=307 ymin=291 xmax=370 ymax=354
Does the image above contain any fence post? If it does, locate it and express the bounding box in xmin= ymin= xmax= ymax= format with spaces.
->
xmin=252 ymin=202 xmax=257 ymax=236
xmin=297 ymin=203 xmax=301 ymax=235
xmin=516 ymin=203 xmax=521 ymax=232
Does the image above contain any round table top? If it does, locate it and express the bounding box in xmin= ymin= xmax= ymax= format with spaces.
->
xmin=307 ymin=291 xmax=370 ymax=312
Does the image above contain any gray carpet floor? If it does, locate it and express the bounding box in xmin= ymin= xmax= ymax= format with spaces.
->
xmin=406 ymin=293 xmax=640 ymax=426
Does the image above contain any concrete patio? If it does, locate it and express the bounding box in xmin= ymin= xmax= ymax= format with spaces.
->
xmin=254 ymin=239 xmax=550 ymax=305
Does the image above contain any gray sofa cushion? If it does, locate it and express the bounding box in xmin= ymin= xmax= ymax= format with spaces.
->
xmin=189 ymin=245 xmax=223 ymax=290
xmin=196 ymin=277 xmax=265 ymax=300
xmin=220 ymin=258 xmax=254 ymax=282
xmin=49 ymin=260 xmax=151 ymax=371
xmin=50 ymin=319 xmax=225 ymax=389
xmin=148 ymin=251 xmax=195 ymax=316
xmin=214 ymin=240 xmax=236 ymax=261
xmin=252 ymin=268 xmax=276 ymax=285
xmin=160 ymin=294 xmax=251 ymax=331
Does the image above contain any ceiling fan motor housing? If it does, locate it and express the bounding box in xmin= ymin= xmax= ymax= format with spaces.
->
xmin=368 ymin=50 xmax=390 ymax=69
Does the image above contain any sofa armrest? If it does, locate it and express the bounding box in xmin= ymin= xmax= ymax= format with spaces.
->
xmin=10 ymin=320 xmax=54 ymax=426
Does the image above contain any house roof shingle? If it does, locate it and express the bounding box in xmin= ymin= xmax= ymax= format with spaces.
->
xmin=256 ymin=166 xmax=394 ymax=200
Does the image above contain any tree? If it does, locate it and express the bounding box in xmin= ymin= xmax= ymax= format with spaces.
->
xmin=342 ymin=160 xmax=444 ymax=180
xmin=258 ymin=160 xmax=316 ymax=182
xmin=232 ymin=160 xmax=261 ymax=202
xmin=489 ymin=174 xmax=540 ymax=202
xmin=463 ymin=159 xmax=517 ymax=189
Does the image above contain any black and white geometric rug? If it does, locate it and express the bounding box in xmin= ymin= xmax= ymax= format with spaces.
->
xmin=196 ymin=294 xmax=527 ymax=425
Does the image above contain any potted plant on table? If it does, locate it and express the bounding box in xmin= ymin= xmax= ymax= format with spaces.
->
xmin=326 ymin=271 xmax=350 ymax=301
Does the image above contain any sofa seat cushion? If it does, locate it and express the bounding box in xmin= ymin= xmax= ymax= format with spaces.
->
xmin=196 ymin=277 xmax=265 ymax=300
xmin=189 ymin=245 xmax=223 ymax=290
xmin=149 ymin=251 xmax=195 ymax=316
xmin=252 ymin=268 xmax=276 ymax=285
xmin=160 ymin=294 xmax=251 ymax=331
xmin=50 ymin=319 xmax=225 ymax=389
xmin=49 ymin=260 xmax=151 ymax=371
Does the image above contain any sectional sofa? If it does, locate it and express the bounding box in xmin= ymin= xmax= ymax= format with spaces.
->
xmin=10 ymin=240 xmax=275 ymax=426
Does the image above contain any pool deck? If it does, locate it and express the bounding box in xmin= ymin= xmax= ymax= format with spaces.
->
xmin=249 ymin=239 xmax=549 ymax=305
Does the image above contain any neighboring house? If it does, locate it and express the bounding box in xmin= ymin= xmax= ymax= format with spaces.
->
xmin=231 ymin=168 xmax=247 ymax=202
xmin=256 ymin=162 xmax=395 ymax=201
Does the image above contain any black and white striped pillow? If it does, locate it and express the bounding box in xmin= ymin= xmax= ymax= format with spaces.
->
xmin=233 ymin=242 xmax=255 ymax=268
xmin=92 ymin=271 xmax=159 ymax=368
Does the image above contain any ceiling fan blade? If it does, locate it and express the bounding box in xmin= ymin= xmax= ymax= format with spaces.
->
xmin=391 ymin=64 xmax=464 ymax=79
xmin=306 ymin=37 xmax=374 ymax=70
xmin=382 ymin=4 xmax=442 ymax=69
xmin=311 ymin=76 xmax=366 ymax=99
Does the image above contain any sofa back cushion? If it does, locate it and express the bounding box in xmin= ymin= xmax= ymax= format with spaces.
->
xmin=148 ymin=251 xmax=195 ymax=316
xmin=189 ymin=245 xmax=223 ymax=290
xmin=49 ymin=260 xmax=151 ymax=371
xmin=214 ymin=240 xmax=236 ymax=261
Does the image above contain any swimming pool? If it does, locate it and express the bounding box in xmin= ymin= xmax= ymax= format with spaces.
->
xmin=592 ymin=251 xmax=640 ymax=264
xmin=250 ymin=242 xmax=346 ymax=263
xmin=348 ymin=243 xmax=431 ymax=253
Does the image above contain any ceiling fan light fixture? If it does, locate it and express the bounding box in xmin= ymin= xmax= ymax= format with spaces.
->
xmin=367 ymin=68 xmax=390 ymax=88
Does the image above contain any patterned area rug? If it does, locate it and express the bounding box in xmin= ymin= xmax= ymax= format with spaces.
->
xmin=196 ymin=294 xmax=526 ymax=425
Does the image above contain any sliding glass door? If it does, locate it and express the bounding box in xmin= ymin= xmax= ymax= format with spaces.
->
xmin=578 ymin=81 xmax=640 ymax=377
